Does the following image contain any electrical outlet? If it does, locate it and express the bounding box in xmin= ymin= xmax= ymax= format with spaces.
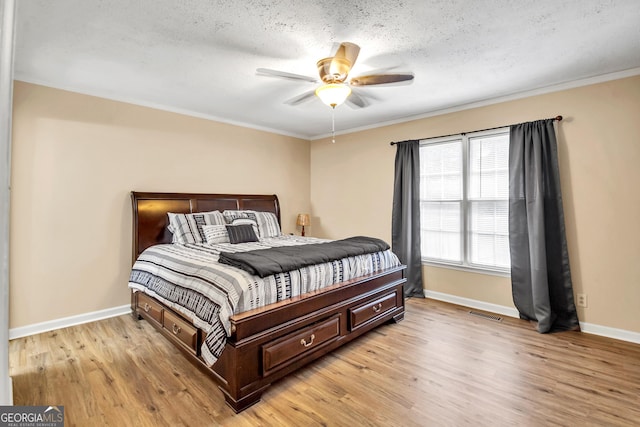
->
xmin=576 ymin=293 xmax=587 ymax=308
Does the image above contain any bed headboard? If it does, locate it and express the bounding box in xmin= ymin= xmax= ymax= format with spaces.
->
xmin=131 ymin=191 xmax=281 ymax=263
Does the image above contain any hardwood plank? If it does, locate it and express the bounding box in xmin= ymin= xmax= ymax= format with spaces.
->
xmin=10 ymin=298 xmax=640 ymax=426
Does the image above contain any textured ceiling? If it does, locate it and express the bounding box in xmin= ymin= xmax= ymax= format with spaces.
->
xmin=14 ymin=0 xmax=640 ymax=139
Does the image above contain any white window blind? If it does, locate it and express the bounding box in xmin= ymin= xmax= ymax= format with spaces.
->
xmin=420 ymin=140 xmax=462 ymax=263
xmin=420 ymin=130 xmax=510 ymax=273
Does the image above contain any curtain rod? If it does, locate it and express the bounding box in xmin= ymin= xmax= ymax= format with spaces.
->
xmin=389 ymin=115 xmax=563 ymax=146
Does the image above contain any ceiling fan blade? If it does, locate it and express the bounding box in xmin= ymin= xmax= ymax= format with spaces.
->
xmin=350 ymin=73 xmax=414 ymax=86
xmin=345 ymin=91 xmax=367 ymax=109
xmin=256 ymin=68 xmax=317 ymax=83
xmin=284 ymin=90 xmax=317 ymax=106
xmin=335 ymin=42 xmax=360 ymax=68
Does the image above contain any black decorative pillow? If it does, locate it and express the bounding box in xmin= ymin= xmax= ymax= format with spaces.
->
xmin=230 ymin=217 xmax=259 ymax=236
xmin=223 ymin=210 xmax=281 ymax=238
xmin=226 ymin=224 xmax=259 ymax=244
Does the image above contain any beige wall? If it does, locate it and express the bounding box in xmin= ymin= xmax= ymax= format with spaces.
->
xmin=11 ymin=76 xmax=640 ymax=334
xmin=311 ymin=75 xmax=640 ymax=333
xmin=10 ymin=82 xmax=310 ymax=328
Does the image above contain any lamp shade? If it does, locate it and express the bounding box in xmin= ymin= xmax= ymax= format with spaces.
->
xmin=296 ymin=214 xmax=310 ymax=227
xmin=315 ymin=84 xmax=351 ymax=108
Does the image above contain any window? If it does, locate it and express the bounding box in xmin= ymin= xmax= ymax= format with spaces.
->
xmin=419 ymin=129 xmax=510 ymax=273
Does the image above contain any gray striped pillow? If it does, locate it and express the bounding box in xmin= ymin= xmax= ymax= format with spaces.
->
xmin=253 ymin=211 xmax=281 ymax=238
xmin=168 ymin=210 xmax=226 ymax=244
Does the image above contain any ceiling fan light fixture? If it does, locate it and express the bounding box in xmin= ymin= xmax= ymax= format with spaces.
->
xmin=315 ymin=83 xmax=351 ymax=108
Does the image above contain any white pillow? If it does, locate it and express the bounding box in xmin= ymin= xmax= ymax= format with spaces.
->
xmin=202 ymin=224 xmax=230 ymax=244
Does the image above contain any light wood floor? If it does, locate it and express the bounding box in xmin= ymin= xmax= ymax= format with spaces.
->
xmin=9 ymin=298 xmax=640 ymax=426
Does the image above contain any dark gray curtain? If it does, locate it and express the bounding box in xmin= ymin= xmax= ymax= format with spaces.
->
xmin=509 ymin=119 xmax=579 ymax=333
xmin=392 ymin=140 xmax=424 ymax=298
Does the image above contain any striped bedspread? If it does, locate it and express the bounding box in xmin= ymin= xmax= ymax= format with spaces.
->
xmin=128 ymin=235 xmax=401 ymax=366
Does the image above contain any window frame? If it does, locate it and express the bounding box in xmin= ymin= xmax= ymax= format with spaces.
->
xmin=419 ymin=127 xmax=511 ymax=276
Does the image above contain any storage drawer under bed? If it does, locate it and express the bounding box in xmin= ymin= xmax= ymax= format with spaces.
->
xmin=136 ymin=292 xmax=163 ymax=325
xmin=349 ymin=291 xmax=398 ymax=331
xmin=262 ymin=314 xmax=341 ymax=376
xmin=163 ymin=310 xmax=199 ymax=354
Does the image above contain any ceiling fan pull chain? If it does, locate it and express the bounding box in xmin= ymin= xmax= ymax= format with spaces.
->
xmin=332 ymin=107 xmax=336 ymax=143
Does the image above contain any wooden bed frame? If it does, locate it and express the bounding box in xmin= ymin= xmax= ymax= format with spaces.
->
xmin=130 ymin=191 xmax=406 ymax=412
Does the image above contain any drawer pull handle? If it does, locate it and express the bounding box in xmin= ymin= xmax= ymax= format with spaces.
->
xmin=172 ymin=324 xmax=182 ymax=335
xmin=143 ymin=303 xmax=151 ymax=313
xmin=300 ymin=334 xmax=315 ymax=348
xmin=372 ymin=303 xmax=383 ymax=313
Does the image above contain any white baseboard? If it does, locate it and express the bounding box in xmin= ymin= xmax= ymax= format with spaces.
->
xmin=579 ymin=321 xmax=640 ymax=344
xmin=424 ymin=290 xmax=640 ymax=345
xmin=9 ymin=304 xmax=131 ymax=340
xmin=424 ymin=290 xmax=520 ymax=318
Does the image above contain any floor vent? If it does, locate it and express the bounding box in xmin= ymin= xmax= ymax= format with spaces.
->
xmin=469 ymin=311 xmax=503 ymax=322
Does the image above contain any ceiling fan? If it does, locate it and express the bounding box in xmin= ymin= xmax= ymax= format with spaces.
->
xmin=256 ymin=42 xmax=414 ymax=109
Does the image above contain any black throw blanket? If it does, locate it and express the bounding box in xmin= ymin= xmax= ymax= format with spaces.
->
xmin=218 ymin=236 xmax=390 ymax=278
